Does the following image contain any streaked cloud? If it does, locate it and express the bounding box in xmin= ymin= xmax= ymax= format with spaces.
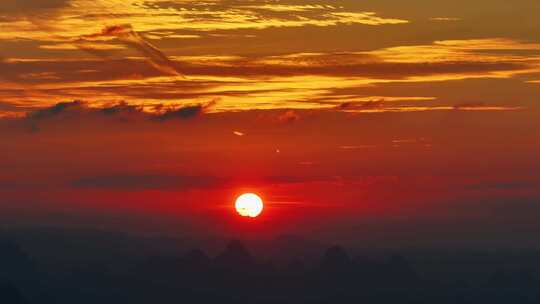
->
xmin=339 ymin=145 xmax=377 ymax=150
xmin=0 ymin=1 xmax=539 ymax=118
xmin=79 ymin=24 xmax=182 ymax=76
xmin=156 ymin=99 xmax=216 ymax=120
xmin=367 ymin=38 xmax=540 ymax=63
xmin=3 ymin=37 xmax=539 ymax=104
xmin=0 ymin=0 xmax=408 ymax=42
xmin=278 ymin=110 xmax=301 ymax=123
xmin=340 ymin=104 xmax=524 ymax=113
xmin=452 ymin=103 xmax=524 ymax=111
xmin=238 ymin=4 xmax=336 ymax=13
xmin=39 ymin=42 xmax=125 ymax=51
xmin=71 ymin=174 xmax=227 ymax=191
xmin=430 ymin=17 xmax=461 ymax=22
xmin=0 ymin=0 xmax=70 ymax=13
xmin=23 ymin=100 xmax=216 ymax=127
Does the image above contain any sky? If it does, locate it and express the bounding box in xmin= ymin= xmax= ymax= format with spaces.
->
xmin=1 ymin=0 xmax=539 ymax=249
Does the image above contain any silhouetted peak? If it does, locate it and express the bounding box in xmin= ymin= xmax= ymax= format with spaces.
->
xmin=214 ymin=240 xmax=254 ymax=268
xmin=320 ymin=246 xmax=351 ymax=271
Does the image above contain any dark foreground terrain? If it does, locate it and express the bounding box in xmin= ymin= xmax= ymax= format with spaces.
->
xmin=1 ymin=229 xmax=539 ymax=304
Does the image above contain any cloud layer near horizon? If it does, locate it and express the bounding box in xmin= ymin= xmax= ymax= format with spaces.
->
xmin=1 ymin=38 xmax=538 ymax=116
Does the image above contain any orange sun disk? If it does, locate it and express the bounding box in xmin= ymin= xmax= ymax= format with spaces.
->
xmin=235 ymin=193 xmax=264 ymax=218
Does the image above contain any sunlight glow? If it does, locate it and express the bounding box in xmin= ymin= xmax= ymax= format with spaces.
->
xmin=235 ymin=193 xmax=264 ymax=218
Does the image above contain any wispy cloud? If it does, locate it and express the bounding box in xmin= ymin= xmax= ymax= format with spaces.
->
xmin=2 ymin=37 xmax=536 ymax=113
xmin=368 ymin=38 xmax=540 ymax=63
xmin=29 ymin=100 xmax=85 ymax=120
xmin=156 ymin=99 xmax=216 ymax=121
xmin=69 ymin=172 xmax=345 ymax=191
xmin=25 ymin=99 xmax=216 ymax=126
xmin=466 ymin=181 xmax=540 ymax=191
xmin=339 ymin=145 xmax=377 ymax=150
xmin=430 ymin=17 xmax=461 ymax=22
xmin=278 ymin=110 xmax=301 ymax=123
xmin=340 ymin=105 xmax=524 ymax=113
xmin=72 ymin=174 xmax=227 ymax=191
xmin=0 ymin=0 xmax=408 ymax=41
xmin=79 ymin=24 xmax=183 ymax=77
xmin=452 ymin=102 xmax=524 ymax=111
xmin=0 ymin=0 xmax=70 ymax=14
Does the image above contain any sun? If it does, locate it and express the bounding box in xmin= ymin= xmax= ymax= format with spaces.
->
xmin=235 ymin=193 xmax=264 ymax=218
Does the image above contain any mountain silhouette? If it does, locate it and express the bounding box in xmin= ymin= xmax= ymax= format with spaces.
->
xmin=213 ymin=240 xmax=255 ymax=272
xmin=1 ymin=231 xmax=539 ymax=304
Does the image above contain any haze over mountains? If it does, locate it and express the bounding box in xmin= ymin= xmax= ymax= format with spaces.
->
xmin=1 ymin=228 xmax=539 ymax=303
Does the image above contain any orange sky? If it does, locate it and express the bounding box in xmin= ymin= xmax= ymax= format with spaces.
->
xmin=1 ymin=0 xmax=539 ymax=248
